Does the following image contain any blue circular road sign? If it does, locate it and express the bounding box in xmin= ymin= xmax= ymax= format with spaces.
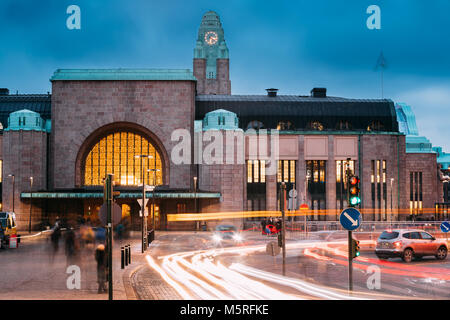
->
xmin=440 ymin=221 xmax=450 ymax=233
xmin=340 ymin=208 xmax=362 ymax=231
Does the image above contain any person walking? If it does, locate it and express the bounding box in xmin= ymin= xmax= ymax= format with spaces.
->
xmin=50 ymin=222 xmax=61 ymax=261
xmin=65 ymin=227 xmax=76 ymax=264
xmin=0 ymin=224 xmax=5 ymax=249
xmin=261 ymin=219 xmax=266 ymax=235
xmin=95 ymin=244 xmax=108 ymax=293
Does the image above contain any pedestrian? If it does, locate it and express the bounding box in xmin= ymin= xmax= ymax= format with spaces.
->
xmin=95 ymin=244 xmax=108 ymax=293
xmin=0 ymin=224 xmax=5 ymax=249
xmin=261 ymin=219 xmax=266 ymax=235
xmin=50 ymin=223 xmax=61 ymax=259
xmin=275 ymin=218 xmax=282 ymax=233
xmin=64 ymin=226 xmax=76 ymax=264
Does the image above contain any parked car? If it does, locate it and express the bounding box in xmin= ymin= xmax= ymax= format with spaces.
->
xmin=212 ymin=224 xmax=242 ymax=243
xmin=375 ymin=229 xmax=448 ymax=262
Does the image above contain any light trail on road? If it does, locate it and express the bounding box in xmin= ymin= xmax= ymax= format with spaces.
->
xmin=144 ymin=241 xmax=375 ymax=300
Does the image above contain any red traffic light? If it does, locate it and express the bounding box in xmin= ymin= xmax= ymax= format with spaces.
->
xmin=349 ymin=176 xmax=360 ymax=185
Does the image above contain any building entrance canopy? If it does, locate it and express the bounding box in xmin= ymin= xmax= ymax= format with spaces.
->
xmin=20 ymin=191 xmax=220 ymax=199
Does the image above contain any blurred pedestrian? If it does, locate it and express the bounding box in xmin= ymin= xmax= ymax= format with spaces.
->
xmin=0 ymin=224 xmax=5 ymax=249
xmin=95 ymin=244 xmax=108 ymax=293
xmin=50 ymin=223 xmax=61 ymax=259
xmin=64 ymin=227 xmax=76 ymax=264
xmin=275 ymin=218 xmax=282 ymax=233
xmin=261 ymin=219 xmax=266 ymax=235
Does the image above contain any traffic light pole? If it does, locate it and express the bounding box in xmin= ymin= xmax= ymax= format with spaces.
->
xmin=348 ymin=230 xmax=353 ymax=292
xmin=106 ymin=174 xmax=113 ymax=301
xmin=281 ymin=183 xmax=286 ymax=276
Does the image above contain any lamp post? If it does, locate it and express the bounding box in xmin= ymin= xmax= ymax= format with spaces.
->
xmin=135 ymin=155 xmax=152 ymax=253
xmin=390 ymin=178 xmax=394 ymax=227
xmin=8 ymin=174 xmax=15 ymax=213
xmin=147 ymin=169 xmax=160 ymax=233
xmin=193 ymin=177 xmax=198 ymax=231
xmin=305 ymin=171 xmax=311 ymax=234
xmin=29 ymin=177 xmax=33 ymax=233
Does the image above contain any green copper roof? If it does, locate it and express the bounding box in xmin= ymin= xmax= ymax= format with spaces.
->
xmin=50 ymin=69 xmax=197 ymax=81
xmin=4 ymin=109 xmax=49 ymax=132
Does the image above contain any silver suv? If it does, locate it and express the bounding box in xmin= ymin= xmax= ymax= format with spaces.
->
xmin=375 ymin=229 xmax=448 ymax=263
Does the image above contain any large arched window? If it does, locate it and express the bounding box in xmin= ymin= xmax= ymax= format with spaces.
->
xmin=84 ymin=131 xmax=163 ymax=186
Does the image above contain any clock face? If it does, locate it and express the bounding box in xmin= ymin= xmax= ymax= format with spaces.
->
xmin=204 ymin=31 xmax=218 ymax=45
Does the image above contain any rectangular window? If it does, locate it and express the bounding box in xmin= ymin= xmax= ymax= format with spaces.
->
xmin=277 ymin=160 xmax=296 ymax=183
xmin=247 ymin=160 xmax=266 ymax=183
xmin=336 ymin=160 xmax=355 ymax=210
xmin=306 ymin=160 xmax=326 ymax=220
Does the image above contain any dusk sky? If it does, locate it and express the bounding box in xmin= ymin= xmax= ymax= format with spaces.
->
xmin=1 ymin=0 xmax=449 ymax=151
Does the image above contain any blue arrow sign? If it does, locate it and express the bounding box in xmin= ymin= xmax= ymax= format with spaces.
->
xmin=440 ymin=221 xmax=450 ymax=233
xmin=340 ymin=208 xmax=362 ymax=231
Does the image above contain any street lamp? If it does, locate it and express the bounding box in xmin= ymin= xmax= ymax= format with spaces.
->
xmin=193 ymin=176 xmax=198 ymax=231
xmin=390 ymin=178 xmax=394 ymax=227
xmin=8 ymin=174 xmax=15 ymax=213
xmin=29 ymin=177 xmax=33 ymax=233
xmin=147 ymin=168 xmax=160 ymax=233
xmin=135 ymin=155 xmax=152 ymax=253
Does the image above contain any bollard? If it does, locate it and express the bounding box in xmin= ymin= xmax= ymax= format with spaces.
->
xmin=121 ymin=247 xmax=125 ymax=269
xmin=124 ymin=245 xmax=129 ymax=266
xmin=128 ymin=244 xmax=131 ymax=264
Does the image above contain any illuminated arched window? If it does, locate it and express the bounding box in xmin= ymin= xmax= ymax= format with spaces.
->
xmin=276 ymin=121 xmax=293 ymax=130
xmin=309 ymin=121 xmax=324 ymax=131
xmin=246 ymin=120 xmax=265 ymax=130
xmin=367 ymin=120 xmax=384 ymax=132
xmin=84 ymin=131 xmax=163 ymax=186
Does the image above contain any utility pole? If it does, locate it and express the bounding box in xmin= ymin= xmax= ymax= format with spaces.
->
xmin=105 ymin=174 xmax=113 ymax=300
xmin=136 ymin=155 xmax=152 ymax=253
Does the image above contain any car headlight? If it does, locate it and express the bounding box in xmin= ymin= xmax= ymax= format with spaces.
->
xmin=213 ymin=234 xmax=222 ymax=242
xmin=232 ymin=234 xmax=243 ymax=241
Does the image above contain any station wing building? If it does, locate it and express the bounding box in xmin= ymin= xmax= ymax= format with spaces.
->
xmin=0 ymin=11 xmax=444 ymax=231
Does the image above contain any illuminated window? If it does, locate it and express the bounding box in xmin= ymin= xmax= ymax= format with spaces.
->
xmin=336 ymin=160 xmax=355 ymax=210
xmin=84 ymin=131 xmax=163 ymax=186
xmin=122 ymin=204 xmax=131 ymax=218
xmin=247 ymin=160 xmax=266 ymax=183
xmin=309 ymin=121 xmax=324 ymax=131
xmin=276 ymin=121 xmax=293 ymax=130
xmin=367 ymin=121 xmax=384 ymax=132
xmin=277 ymin=160 xmax=296 ymax=183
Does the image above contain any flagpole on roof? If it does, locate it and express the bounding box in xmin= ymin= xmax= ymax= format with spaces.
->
xmin=375 ymin=51 xmax=387 ymax=99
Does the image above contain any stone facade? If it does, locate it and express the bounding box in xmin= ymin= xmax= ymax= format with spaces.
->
xmin=50 ymin=80 xmax=196 ymax=190
xmin=193 ymin=58 xmax=231 ymax=95
xmin=2 ymin=130 xmax=47 ymax=229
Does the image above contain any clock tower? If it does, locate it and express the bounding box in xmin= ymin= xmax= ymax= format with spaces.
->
xmin=194 ymin=11 xmax=231 ymax=95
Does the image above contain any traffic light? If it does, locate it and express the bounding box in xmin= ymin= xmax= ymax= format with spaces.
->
xmin=348 ymin=175 xmax=361 ymax=207
xmin=351 ymin=238 xmax=360 ymax=259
